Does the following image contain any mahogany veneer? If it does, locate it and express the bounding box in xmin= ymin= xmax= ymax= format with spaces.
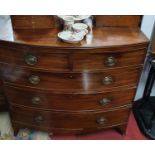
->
xmin=5 ymin=85 xmax=136 ymax=111
xmin=11 ymin=105 xmax=131 ymax=129
xmin=1 ymin=65 xmax=142 ymax=92
xmin=0 ymin=15 xmax=149 ymax=135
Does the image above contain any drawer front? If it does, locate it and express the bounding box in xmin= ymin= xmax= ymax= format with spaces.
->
xmin=0 ymin=47 xmax=69 ymax=71
xmin=2 ymin=65 xmax=142 ymax=92
xmin=5 ymin=85 xmax=136 ymax=111
xmin=10 ymin=106 xmax=131 ymax=129
xmin=73 ymin=49 xmax=146 ymax=71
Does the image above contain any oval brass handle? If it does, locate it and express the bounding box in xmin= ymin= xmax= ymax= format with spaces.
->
xmin=102 ymin=76 xmax=113 ymax=85
xmin=99 ymin=98 xmax=111 ymax=106
xmin=96 ymin=117 xmax=106 ymax=125
xmin=104 ymin=56 xmax=116 ymax=67
xmin=32 ymin=96 xmax=41 ymax=105
xmin=29 ymin=75 xmax=40 ymax=85
xmin=34 ymin=115 xmax=44 ymax=124
xmin=25 ymin=54 xmax=37 ymax=66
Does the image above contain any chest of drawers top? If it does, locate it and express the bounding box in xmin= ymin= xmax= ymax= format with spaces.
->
xmin=0 ymin=15 xmax=149 ymax=49
xmin=0 ymin=21 xmax=149 ymax=76
xmin=0 ymin=27 xmax=149 ymax=49
xmin=0 ymin=22 xmax=149 ymax=75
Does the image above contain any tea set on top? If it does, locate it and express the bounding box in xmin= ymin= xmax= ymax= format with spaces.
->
xmin=57 ymin=15 xmax=91 ymax=43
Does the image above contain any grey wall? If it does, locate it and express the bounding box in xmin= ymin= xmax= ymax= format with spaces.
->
xmin=141 ymin=15 xmax=155 ymax=39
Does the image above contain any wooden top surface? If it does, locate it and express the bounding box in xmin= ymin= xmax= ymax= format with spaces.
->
xmin=0 ymin=19 xmax=149 ymax=49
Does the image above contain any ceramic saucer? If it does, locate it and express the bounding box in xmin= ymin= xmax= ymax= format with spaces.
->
xmin=57 ymin=15 xmax=91 ymax=21
xmin=58 ymin=31 xmax=84 ymax=43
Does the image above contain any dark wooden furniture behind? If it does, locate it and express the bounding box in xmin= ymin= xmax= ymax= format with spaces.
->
xmin=11 ymin=15 xmax=60 ymax=29
xmin=0 ymin=81 xmax=7 ymax=112
xmin=94 ymin=15 xmax=142 ymax=27
xmin=0 ymin=15 xmax=149 ymax=135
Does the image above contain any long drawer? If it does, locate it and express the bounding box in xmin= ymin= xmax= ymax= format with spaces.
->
xmin=0 ymin=47 xmax=146 ymax=71
xmin=1 ymin=65 xmax=142 ymax=92
xmin=5 ymin=85 xmax=136 ymax=111
xmin=10 ymin=105 xmax=131 ymax=129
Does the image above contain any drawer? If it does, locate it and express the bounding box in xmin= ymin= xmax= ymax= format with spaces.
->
xmin=73 ymin=49 xmax=146 ymax=71
xmin=5 ymin=85 xmax=136 ymax=111
xmin=10 ymin=105 xmax=131 ymax=129
xmin=2 ymin=65 xmax=142 ymax=92
xmin=0 ymin=47 xmax=69 ymax=71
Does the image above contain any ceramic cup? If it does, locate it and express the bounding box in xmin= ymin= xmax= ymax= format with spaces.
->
xmin=63 ymin=16 xmax=74 ymax=31
xmin=72 ymin=23 xmax=88 ymax=37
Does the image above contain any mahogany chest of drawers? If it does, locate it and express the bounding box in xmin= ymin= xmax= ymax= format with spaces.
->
xmin=0 ymin=15 xmax=149 ymax=135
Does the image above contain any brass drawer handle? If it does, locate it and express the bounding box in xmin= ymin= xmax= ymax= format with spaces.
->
xmin=96 ymin=117 xmax=106 ymax=125
xmin=32 ymin=96 xmax=41 ymax=105
xmin=104 ymin=56 xmax=116 ymax=67
xmin=25 ymin=54 xmax=37 ymax=66
xmin=99 ymin=98 xmax=111 ymax=106
xmin=102 ymin=76 xmax=113 ymax=85
xmin=29 ymin=75 xmax=40 ymax=85
xmin=34 ymin=115 xmax=44 ymax=124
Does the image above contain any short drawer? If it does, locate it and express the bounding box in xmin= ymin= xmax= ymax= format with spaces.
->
xmin=2 ymin=65 xmax=142 ymax=92
xmin=72 ymin=49 xmax=146 ymax=71
xmin=10 ymin=105 xmax=131 ymax=129
xmin=0 ymin=47 xmax=69 ymax=71
xmin=5 ymin=85 xmax=136 ymax=111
